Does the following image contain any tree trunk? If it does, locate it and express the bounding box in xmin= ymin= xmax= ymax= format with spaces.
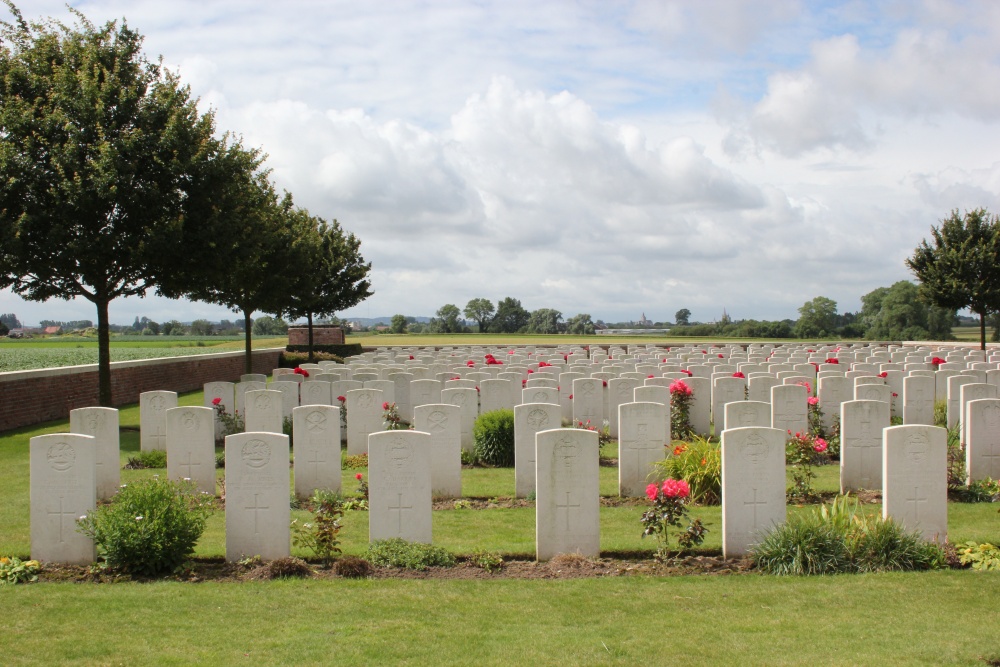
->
xmin=980 ymin=310 xmax=987 ymax=351
xmin=96 ymin=298 xmax=113 ymax=407
xmin=307 ymin=311 xmax=315 ymax=363
xmin=243 ymin=310 xmax=254 ymax=374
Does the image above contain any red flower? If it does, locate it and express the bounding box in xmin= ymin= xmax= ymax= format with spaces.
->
xmin=382 ymin=402 xmax=390 ymax=410
xmin=878 ymin=372 xmax=888 ymax=378
xmin=409 ymin=355 xmax=414 ymax=360
xmin=337 ymin=396 xmax=346 ymax=403
xmin=892 ymin=392 xmax=898 ymax=397
xmin=732 ymin=372 xmax=745 ymax=379
xmin=355 ymin=473 xmax=363 ymax=481
xmin=825 ymin=358 xmax=839 ymax=365
xmin=602 ymin=380 xmax=607 ymax=387
xmin=527 ymin=369 xmax=534 ymax=374
xmin=673 ymin=444 xmax=687 ymax=456
xmin=661 ymin=478 xmax=690 ymax=499
xmin=507 ymin=350 xmax=514 ymax=354
xmin=669 ymin=380 xmax=692 ymax=396
xmin=718 ymin=353 xmax=724 ymax=358
xmin=538 ymin=361 xmax=552 ymax=368
xmin=701 ymin=350 xmax=707 ymax=354
xmin=569 ymin=394 xmax=574 ymax=400
xmin=476 ymin=386 xmax=480 ymax=393
xmin=522 ymin=379 xmax=527 ymax=386
xmin=681 ymin=369 xmax=693 ymax=377
xmin=807 ymin=396 xmax=819 ymax=406
xmin=212 ymin=397 xmax=222 ymax=405
xmin=293 ymin=367 xmax=309 ymax=377
xmin=811 ymin=362 xmax=819 ymax=371
xmin=647 ymin=374 xmax=655 ymax=379
xmin=931 ymin=357 xmax=946 ymax=366
xmin=646 ymin=483 xmax=660 ymax=501
xmin=813 ymin=438 xmax=828 ymax=454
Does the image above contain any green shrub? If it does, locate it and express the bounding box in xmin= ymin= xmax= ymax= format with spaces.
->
xmin=954 ymin=477 xmax=1000 ymax=503
xmin=77 ymin=477 xmax=213 ymax=576
xmin=0 ymin=556 xmax=41 ymax=585
xmin=124 ymin=449 xmax=167 ymax=469
xmin=468 ymin=549 xmax=504 ymax=573
xmin=473 ymin=409 xmax=515 ymax=467
xmin=652 ymin=437 xmax=721 ymax=505
xmin=280 ymin=349 xmax=352 ymax=365
xmin=365 ymin=538 xmax=456 ymax=570
xmin=751 ymin=495 xmax=946 ymax=575
xmin=934 ymin=399 xmax=947 ymax=428
xmin=958 ymin=542 xmax=1000 ymax=571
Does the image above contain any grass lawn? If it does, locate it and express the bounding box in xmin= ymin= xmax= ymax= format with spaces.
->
xmin=3 ymin=390 xmax=1000 ymax=665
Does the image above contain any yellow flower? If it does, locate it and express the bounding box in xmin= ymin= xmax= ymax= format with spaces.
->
xmin=0 ymin=557 xmax=9 ymax=565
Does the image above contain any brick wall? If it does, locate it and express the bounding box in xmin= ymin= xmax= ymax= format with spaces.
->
xmin=0 ymin=348 xmax=284 ymax=433
xmin=287 ymin=326 xmax=344 ymax=346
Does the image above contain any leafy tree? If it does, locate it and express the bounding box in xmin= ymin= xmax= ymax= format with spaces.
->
xmin=0 ymin=5 xmax=230 ymax=405
xmin=565 ymin=313 xmax=596 ymax=335
xmin=463 ymin=298 xmax=494 ymax=333
xmin=524 ymin=308 xmax=562 ymax=334
xmin=0 ymin=321 xmax=7 ymax=335
xmin=252 ymin=315 xmax=289 ymax=336
xmin=390 ymin=314 xmax=408 ymax=334
xmin=161 ymin=320 xmax=185 ymax=336
xmin=859 ymin=281 xmax=955 ymax=341
xmin=0 ymin=313 xmax=21 ymax=329
xmin=189 ymin=319 xmax=214 ymax=336
xmin=907 ymin=208 xmax=1000 ymax=350
xmin=432 ymin=304 xmax=463 ymax=334
xmin=674 ymin=308 xmax=691 ymax=325
xmin=794 ymin=296 xmax=838 ymax=338
xmin=282 ymin=214 xmax=372 ymax=360
xmin=489 ymin=297 xmax=529 ymax=333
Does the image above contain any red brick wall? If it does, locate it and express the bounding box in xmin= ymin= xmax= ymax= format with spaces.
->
xmin=0 ymin=348 xmax=283 ymax=433
xmin=287 ymin=326 xmax=344 ymax=346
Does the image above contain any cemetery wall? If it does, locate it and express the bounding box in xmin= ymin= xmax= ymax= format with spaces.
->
xmin=288 ymin=326 xmax=344 ymax=346
xmin=0 ymin=348 xmax=283 ymax=433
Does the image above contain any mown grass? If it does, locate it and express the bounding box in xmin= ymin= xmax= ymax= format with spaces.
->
xmin=4 ymin=573 xmax=1000 ymax=665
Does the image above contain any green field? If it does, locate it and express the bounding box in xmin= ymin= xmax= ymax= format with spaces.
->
xmin=0 ymin=336 xmax=287 ymax=372
xmin=3 ymin=386 xmax=1000 ymax=665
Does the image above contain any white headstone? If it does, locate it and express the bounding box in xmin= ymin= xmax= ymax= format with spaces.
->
xmin=770 ymin=384 xmax=807 ymax=437
xmin=840 ymin=400 xmax=889 ymax=492
xmin=441 ymin=387 xmax=478 ymax=454
xmin=140 ymin=390 xmax=177 ymax=452
xmin=224 ymin=432 xmax=291 ymax=561
xmin=572 ymin=377 xmax=604 ymax=426
xmin=414 ymin=404 xmax=462 ymax=498
xmin=270 ymin=380 xmax=301 ymax=419
xmin=244 ymin=389 xmax=284 ymax=434
xmin=293 ymin=405 xmax=342 ymax=498
xmin=480 ymin=378 xmax=513 ymax=414
xmin=882 ymin=425 xmax=947 ymax=542
xmin=165 ymin=406 xmax=216 ymax=495
xmin=69 ymin=407 xmax=120 ymax=500
xmin=721 ymin=426 xmax=786 ymax=558
xmin=723 ymin=401 xmax=771 ymax=430
xmin=618 ymin=402 xmax=667 ymax=497
xmin=369 ymin=430 xmax=433 ymax=543
xmin=535 ymin=428 xmax=600 ymax=561
xmin=608 ymin=378 xmax=642 ymax=438
xmin=965 ymin=398 xmax=1000 ymax=483
xmin=712 ymin=376 xmax=746 ymax=432
xmin=204 ymin=381 xmax=235 ymax=440
xmin=300 ymin=380 xmax=333 ymax=406
xmin=345 ymin=388 xmax=384 ymax=456
xmin=514 ymin=403 xmax=561 ymax=499
xmin=30 ymin=433 xmax=96 ymax=564
xmin=903 ymin=375 xmax=935 ymax=426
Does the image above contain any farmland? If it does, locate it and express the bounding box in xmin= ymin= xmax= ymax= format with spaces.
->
xmin=0 ymin=336 xmax=287 ymax=373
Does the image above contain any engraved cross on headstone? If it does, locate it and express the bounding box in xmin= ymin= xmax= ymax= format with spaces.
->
xmin=177 ymin=451 xmax=201 ymax=478
xmin=48 ymin=496 xmax=77 ymax=543
xmin=905 ymin=485 xmax=928 ymax=523
xmin=246 ymin=493 xmax=269 ymax=535
xmin=626 ymin=423 xmax=660 ymax=479
xmin=556 ymin=490 xmax=580 ymax=530
xmin=388 ymin=492 xmax=413 ymax=532
xmin=744 ymin=487 xmax=767 ymax=528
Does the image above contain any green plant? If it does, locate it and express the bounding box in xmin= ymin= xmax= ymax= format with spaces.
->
xmin=669 ymin=379 xmax=694 ymax=441
xmin=77 ymin=477 xmax=213 ymax=576
xmin=957 ymin=541 xmax=1000 ymax=570
xmin=282 ymin=415 xmax=294 ymax=445
xmin=382 ymin=402 xmax=404 ymax=430
xmin=124 ymin=449 xmax=167 ymax=469
xmin=215 ymin=453 xmax=225 ymax=469
xmin=291 ymin=495 xmax=343 ymax=567
xmin=334 ymin=555 xmax=374 ymax=578
xmin=212 ymin=400 xmax=244 ymax=440
xmin=0 ymin=556 xmax=41 ymax=585
xmin=752 ymin=495 xmax=947 ymax=575
xmin=934 ymin=399 xmax=947 ymax=428
xmin=365 ymin=538 xmax=456 ymax=570
xmin=460 ymin=449 xmax=478 ymax=465
xmin=957 ymin=477 xmax=1000 ymax=502
xmin=653 ymin=437 xmax=721 ymax=505
xmin=468 ymin=549 xmax=504 ymax=573
xmin=342 ymin=453 xmax=368 ymax=469
xmin=453 ymin=499 xmax=472 ymax=510
xmin=640 ymin=478 xmax=706 ymax=560
xmin=473 ymin=409 xmax=515 ymax=467
xmin=785 ymin=431 xmax=828 ymax=502
xmin=946 ymin=424 xmax=966 ymax=488
xmin=574 ymin=418 xmax=612 ymax=446
xmin=306 ymin=488 xmax=342 ymax=510
xmin=353 ymin=472 xmax=369 ymax=500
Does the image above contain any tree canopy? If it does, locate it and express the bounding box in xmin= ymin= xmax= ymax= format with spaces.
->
xmin=490 ymin=297 xmax=529 ymax=333
xmin=0 ymin=4 xmax=229 ymax=403
xmin=859 ymin=281 xmax=955 ymax=342
xmin=907 ymin=208 xmax=1000 ymax=350
xmin=463 ymin=298 xmax=494 ymax=333
xmin=793 ymin=297 xmax=838 ymax=338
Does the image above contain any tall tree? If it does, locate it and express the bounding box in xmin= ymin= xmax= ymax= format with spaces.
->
xmin=794 ymin=296 xmax=838 ymax=338
xmin=283 ymin=214 xmax=372 ymax=361
xmin=433 ymin=304 xmax=463 ymax=334
xmin=0 ymin=4 xmax=224 ymax=405
xmin=674 ymin=308 xmax=691 ymax=325
xmin=859 ymin=281 xmax=955 ymax=341
xmin=524 ymin=308 xmax=562 ymax=334
xmin=390 ymin=314 xmax=408 ymax=334
xmin=463 ymin=298 xmax=494 ymax=333
xmin=907 ymin=208 xmax=1000 ymax=350
xmin=565 ymin=313 xmax=595 ymax=335
xmin=489 ymin=297 xmax=529 ymax=333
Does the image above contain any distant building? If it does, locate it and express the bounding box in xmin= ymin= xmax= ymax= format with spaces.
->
xmin=638 ymin=313 xmax=651 ymax=326
xmin=43 ymin=326 xmax=62 ymax=335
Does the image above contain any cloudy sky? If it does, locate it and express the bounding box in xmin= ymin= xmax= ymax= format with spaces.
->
xmin=3 ymin=0 xmax=999 ymax=327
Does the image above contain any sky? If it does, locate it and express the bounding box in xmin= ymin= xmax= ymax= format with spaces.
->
xmin=3 ymin=0 xmax=999 ymax=327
